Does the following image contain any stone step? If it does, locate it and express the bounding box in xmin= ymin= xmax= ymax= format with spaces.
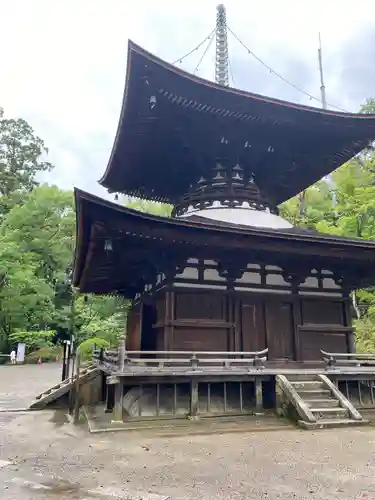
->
xmin=284 ymin=374 xmax=319 ymax=382
xmin=291 ymin=381 xmax=323 ymax=391
xmin=297 ymin=389 xmax=331 ymax=399
xmin=298 ymin=418 xmax=369 ymax=430
xmin=305 ymin=399 xmax=340 ymax=408
xmin=311 ymin=407 xmax=349 ymax=420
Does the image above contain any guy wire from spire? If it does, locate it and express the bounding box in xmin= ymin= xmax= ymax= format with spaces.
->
xmin=194 ymin=33 xmax=215 ymax=75
xmin=227 ymin=26 xmax=348 ymax=113
xmin=172 ymin=29 xmax=216 ymax=65
xmin=228 ymin=57 xmax=236 ymax=86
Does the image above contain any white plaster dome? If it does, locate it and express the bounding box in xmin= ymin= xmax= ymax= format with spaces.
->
xmin=179 ymin=201 xmax=293 ymax=230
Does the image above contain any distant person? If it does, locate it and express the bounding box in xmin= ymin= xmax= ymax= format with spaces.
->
xmin=10 ymin=350 xmax=16 ymax=365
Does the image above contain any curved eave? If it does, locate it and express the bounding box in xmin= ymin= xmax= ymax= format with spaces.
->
xmin=74 ymin=189 xmax=375 ymax=294
xmin=99 ymin=41 xmax=375 ymax=204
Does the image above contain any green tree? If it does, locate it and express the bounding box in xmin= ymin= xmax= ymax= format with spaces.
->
xmin=0 ymin=236 xmax=55 ymax=352
xmin=2 ymin=185 xmax=75 ymax=283
xmin=125 ymin=197 xmax=172 ymax=217
xmin=73 ymin=294 xmax=128 ymax=347
xmin=8 ymin=329 xmax=55 ymax=354
xmin=315 ymin=158 xmax=375 ymax=239
xmin=0 ymin=107 xmax=53 ymax=215
xmin=360 ymin=97 xmax=375 ymax=114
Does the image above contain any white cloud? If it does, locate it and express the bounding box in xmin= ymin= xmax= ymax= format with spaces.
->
xmin=1 ymin=0 xmax=374 ymax=198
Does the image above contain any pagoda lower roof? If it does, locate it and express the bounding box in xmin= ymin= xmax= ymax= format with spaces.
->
xmin=73 ymin=189 xmax=375 ymax=295
xmin=99 ymin=41 xmax=375 ymax=205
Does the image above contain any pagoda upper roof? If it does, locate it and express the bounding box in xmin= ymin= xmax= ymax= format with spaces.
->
xmin=73 ymin=189 xmax=375 ymax=295
xmin=99 ymin=41 xmax=375 ymax=205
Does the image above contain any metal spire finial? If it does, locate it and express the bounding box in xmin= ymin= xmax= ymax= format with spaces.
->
xmin=215 ymin=4 xmax=229 ymax=86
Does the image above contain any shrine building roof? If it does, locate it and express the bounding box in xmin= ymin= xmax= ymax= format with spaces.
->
xmin=99 ymin=41 xmax=375 ymax=206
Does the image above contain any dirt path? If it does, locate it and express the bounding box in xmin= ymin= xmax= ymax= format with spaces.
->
xmin=0 ymin=363 xmax=61 ymax=410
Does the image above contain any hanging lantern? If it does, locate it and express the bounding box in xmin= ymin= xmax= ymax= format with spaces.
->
xmin=104 ymin=239 xmax=113 ymax=252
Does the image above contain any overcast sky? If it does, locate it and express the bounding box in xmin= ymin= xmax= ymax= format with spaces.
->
xmin=1 ymin=0 xmax=374 ymax=200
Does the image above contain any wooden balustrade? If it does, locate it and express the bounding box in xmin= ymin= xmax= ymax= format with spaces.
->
xmin=93 ymin=348 xmax=268 ymax=373
xmin=321 ymin=350 xmax=375 ymax=368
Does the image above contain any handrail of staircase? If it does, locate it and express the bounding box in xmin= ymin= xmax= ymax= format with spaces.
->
xmin=276 ymin=374 xmax=316 ymax=423
xmin=321 ymin=350 xmax=375 ymax=367
xmin=317 ymin=374 xmax=363 ymax=421
xmin=93 ymin=347 xmax=268 ymax=371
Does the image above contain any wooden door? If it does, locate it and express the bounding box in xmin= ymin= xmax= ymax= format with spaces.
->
xmin=239 ymin=299 xmax=266 ymax=352
xmin=265 ymin=301 xmax=295 ymax=361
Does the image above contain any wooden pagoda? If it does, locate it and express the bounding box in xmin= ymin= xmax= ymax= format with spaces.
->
xmin=72 ymin=41 xmax=375 ymax=428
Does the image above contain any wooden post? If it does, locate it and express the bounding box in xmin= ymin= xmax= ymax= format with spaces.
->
xmin=105 ymin=382 xmax=114 ymax=413
xmin=112 ymin=382 xmax=123 ymax=423
xmin=292 ymin=296 xmax=302 ymax=361
xmin=118 ymin=340 xmax=125 ymax=372
xmin=254 ymin=378 xmax=264 ymax=415
xmin=73 ymin=351 xmax=81 ymax=424
xmin=164 ymin=288 xmax=175 ymax=351
xmin=189 ymin=380 xmax=199 ymax=420
xmin=343 ymin=294 xmax=356 ymax=353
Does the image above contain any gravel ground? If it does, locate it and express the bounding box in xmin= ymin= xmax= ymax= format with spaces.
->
xmin=0 ymin=365 xmax=375 ymax=499
xmin=0 ymin=363 xmax=61 ymax=410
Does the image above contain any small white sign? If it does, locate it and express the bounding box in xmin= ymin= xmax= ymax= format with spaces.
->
xmin=16 ymin=343 xmax=25 ymax=363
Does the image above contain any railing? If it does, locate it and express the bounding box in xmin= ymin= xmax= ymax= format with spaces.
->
xmin=93 ymin=342 xmax=268 ymax=374
xmin=120 ymin=380 xmax=260 ymax=420
xmin=337 ymin=379 xmax=375 ymax=408
xmin=321 ymin=350 xmax=375 ymax=368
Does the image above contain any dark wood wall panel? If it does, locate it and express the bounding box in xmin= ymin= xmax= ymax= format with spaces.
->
xmin=171 ymin=327 xmax=228 ymax=351
xmin=155 ymin=328 xmax=165 ymax=351
xmin=175 ymin=292 xmax=226 ymax=320
xmin=155 ymin=296 xmax=166 ymax=323
xmin=126 ymin=307 xmax=141 ymax=351
xmin=300 ymin=329 xmax=348 ymax=361
xmin=299 ymin=298 xmax=347 ymax=359
xmin=301 ymin=300 xmax=344 ymax=325
xmin=146 ymin=289 xmax=350 ymax=362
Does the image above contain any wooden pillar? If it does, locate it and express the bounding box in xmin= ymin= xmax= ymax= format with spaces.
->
xmin=286 ymin=271 xmax=305 ymax=362
xmin=262 ymin=376 xmax=276 ymax=409
xmin=105 ymin=382 xmax=114 ymax=413
xmin=233 ymin=293 xmax=241 ymax=351
xmin=164 ymin=289 xmax=175 ymax=351
xmin=227 ymin=290 xmax=236 ymax=351
xmin=254 ymin=378 xmax=264 ymax=415
xmin=292 ymin=296 xmax=302 ymax=361
xmin=112 ymin=382 xmax=123 ymax=422
xmin=343 ymin=293 xmax=356 ymax=353
xmin=189 ymin=380 xmax=199 ymax=420
xmin=118 ymin=340 xmax=125 ymax=372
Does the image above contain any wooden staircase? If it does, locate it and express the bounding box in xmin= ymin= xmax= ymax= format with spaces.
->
xmin=29 ymin=365 xmax=99 ymax=410
xmin=277 ymin=373 xmax=369 ymax=430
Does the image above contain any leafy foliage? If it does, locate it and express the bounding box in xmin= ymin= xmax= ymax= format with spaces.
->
xmin=0 ymin=107 xmax=53 ymax=215
xmin=9 ymin=329 xmax=55 ymax=353
xmin=25 ymin=345 xmax=62 ymax=364
xmin=0 ymin=107 xmax=128 ymax=357
xmin=78 ymin=337 xmax=110 ymax=360
xmin=124 ymin=197 xmax=172 ymax=217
